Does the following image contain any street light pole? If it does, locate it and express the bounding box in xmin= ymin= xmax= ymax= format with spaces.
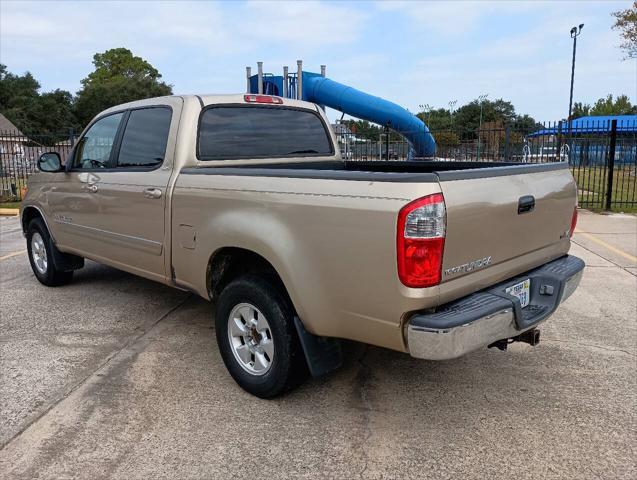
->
xmin=568 ymin=24 xmax=584 ymax=122
xmin=419 ymin=104 xmax=432 ymax=124
xmin=476 ymin=94 xmax=488 ymax=161
xmin=448 ymin=99 xmax=457 ymax=127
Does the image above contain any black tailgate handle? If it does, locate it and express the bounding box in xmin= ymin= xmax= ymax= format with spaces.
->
xmin=518 ymin=195 xmax=535 ymax=214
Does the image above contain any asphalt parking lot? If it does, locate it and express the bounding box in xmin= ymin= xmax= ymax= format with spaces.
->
xmin=1 ymin=210 xmax=635 ymax=479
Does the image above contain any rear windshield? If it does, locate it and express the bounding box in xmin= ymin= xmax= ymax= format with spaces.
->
xmin=198 ymin=106 xmax=333 ymax=160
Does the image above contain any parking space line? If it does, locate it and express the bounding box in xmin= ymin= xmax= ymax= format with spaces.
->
xmin=574 ymin=229 xmax=637 ymax=263
xmin=0 ymin=250 xmax=27 ymax=261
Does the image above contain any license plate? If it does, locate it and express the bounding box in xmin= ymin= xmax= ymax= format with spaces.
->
xmin=506 ymin=279 xmax=531 ymax=308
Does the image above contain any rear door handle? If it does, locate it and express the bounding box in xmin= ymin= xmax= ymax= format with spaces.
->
xmin=143 ymin=188 xmax=162 ymax=199
xmin=518 ymin=195 xmax=535 ymax=214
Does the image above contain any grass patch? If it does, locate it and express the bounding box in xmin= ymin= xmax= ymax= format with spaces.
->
xmin=571 ymin=166 xmax=637 ymax=213
xmin=0 ymin=201 xmax=21 ymax=209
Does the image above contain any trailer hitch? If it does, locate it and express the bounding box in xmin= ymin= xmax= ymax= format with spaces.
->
xmin=488 ymin=329 xmax=541 ymax=351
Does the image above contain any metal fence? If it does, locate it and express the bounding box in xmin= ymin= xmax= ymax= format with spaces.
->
xmin=0 ymin=131 xmax=75 ymax=199
xmin=1 ymin=119 xmax=636 ymax=211
xmin=335 ymin=119 xmax=636 ymax=211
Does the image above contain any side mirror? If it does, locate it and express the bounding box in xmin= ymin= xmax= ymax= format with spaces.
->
xmin=38 ymin=152 xmax=63 ymax=172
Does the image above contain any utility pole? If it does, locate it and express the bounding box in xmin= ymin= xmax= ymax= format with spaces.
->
xmin=476 ymin=94 xmax=488 ymax=161
xmin=568 ymin=24 xmax=584 ymax=123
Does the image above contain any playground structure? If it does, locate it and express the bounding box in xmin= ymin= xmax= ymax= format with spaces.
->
xmin=245 ymin=61 xmax=436 ymax=157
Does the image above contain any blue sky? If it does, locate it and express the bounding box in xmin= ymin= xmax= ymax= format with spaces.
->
xmin=1 ymin=0 xmax=636 ymax=122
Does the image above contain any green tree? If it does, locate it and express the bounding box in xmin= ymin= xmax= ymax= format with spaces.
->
xmin=0 ymin=64 xmax=40 ymax=132
xmin=32 ymin=90 xmax=79 ymax=135
xmin=570 ymin=102 xmax=591 ymax=119
xmin=341 ymin=119 xmax=382 ymax=140
xmin=612 ymin=1 xmax=637 ymax=59
xmin=415 ymin=98 xmax=540 ymax=140
xmin=451 ymin=98 xmax=517 ymax=133
xmin=512 ymin=114 xmax=541 ymax=134
xmin=0 ymin=64 xmax=39 ymax=109
xmin=589 ymin=94 xmax=637 ymax=115
xmin=0 ymin=64 xmax=77 ymax=137
xmin=417 ymin=108 xmax=453 ymax=131
xmin=74 ymin=48 xmax=172 ymax=126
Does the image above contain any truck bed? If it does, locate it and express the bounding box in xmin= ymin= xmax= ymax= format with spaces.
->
xmin=182 ymin=159 xmax=567 ymax=182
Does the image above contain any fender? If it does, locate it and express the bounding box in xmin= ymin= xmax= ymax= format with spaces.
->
xmin=176 ymin=205 xmax=332 ymax=333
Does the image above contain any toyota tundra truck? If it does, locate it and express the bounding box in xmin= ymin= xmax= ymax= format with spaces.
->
xmin=21 ymin=94 xmax=584 ymax=397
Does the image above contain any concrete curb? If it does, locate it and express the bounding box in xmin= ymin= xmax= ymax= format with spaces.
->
xmin=0 ymin=208 xmax=19 ymax=216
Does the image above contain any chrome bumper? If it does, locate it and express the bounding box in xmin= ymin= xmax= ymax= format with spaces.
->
xmin=407 ymin=255 xmax=584 ymax=360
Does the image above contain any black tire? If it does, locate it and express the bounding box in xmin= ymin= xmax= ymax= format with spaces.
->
xmin=215 ymin=274 xmax=309 ymax=398
xmin=26 ymin=218 xmax=74 ymax=287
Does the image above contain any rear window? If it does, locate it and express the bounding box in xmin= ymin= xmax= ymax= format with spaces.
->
xmin=198 ymin=106 xmax=333 ymax=160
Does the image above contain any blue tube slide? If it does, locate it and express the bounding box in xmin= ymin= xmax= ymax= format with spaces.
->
xmin=302 ymin=73 xmax=436 ymax=157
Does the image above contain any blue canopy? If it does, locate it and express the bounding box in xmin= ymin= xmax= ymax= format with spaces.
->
xmin=528 ymin=115 xmax=637 ymax=137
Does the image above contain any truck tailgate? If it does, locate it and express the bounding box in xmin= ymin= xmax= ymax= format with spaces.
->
xmin=437 ymin=164 xmax=576 ymax=282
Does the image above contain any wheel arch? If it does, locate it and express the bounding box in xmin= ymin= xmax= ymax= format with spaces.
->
xmin=206 ymin=247 xmax=293 ymax=309
xmin=22 ymin=205 xmax=84 ymax=272
xmin=21 ymin=205 xmax=51 ymax=237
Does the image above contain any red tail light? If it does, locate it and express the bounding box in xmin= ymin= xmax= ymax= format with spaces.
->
xmin=397 ymin=193 xmax=446 ymax=288
xmin=244 ymin=94 xmax=283 ymax=104
xmin=569 ymin=206 xmax=578 ymax=237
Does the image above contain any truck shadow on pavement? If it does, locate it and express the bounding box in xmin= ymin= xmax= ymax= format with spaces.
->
xmin=46 ymin=261 xmax=610 ymax=418
xmin=4 ymin=261 xmax=633 ymax=479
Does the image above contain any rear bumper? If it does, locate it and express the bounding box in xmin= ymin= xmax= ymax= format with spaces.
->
xmin=407 ymin=255 xmax=585 ymax=360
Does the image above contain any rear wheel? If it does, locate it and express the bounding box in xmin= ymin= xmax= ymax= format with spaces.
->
xmin=215 ymin=274 xmax=309 ymax=398
xmin=26 ymin=218 xmax=74 ymax=286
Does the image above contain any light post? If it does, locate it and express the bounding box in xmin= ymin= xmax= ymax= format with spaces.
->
xmin=476 ymin=94 xmax=488 ymax=161
xmin=448 ymin=99 xmax=457 ymax=127
xmin=419 ymin=104 xmax=432 ymax=124
xmin=568 ymin=24 xmax=584 ymax=123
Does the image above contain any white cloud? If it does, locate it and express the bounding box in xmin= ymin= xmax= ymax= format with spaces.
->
xmin=0 ymin=1 xmax=368 ymax=94
xmin=1 ymin=0 xmax=634 ymax=121
xmin=0 ymin=1 xmax=366 ymax=62
xmin=242 ymin=1 xmax=367 ymax=47
xmin=372 ymin=0 xmax=635 ymax=120
xmin=375 ymin=0 xmax=549 ymax=36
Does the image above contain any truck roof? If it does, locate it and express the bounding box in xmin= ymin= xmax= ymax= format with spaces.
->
xmin=99 ymin=94 xmax=320 ymax=116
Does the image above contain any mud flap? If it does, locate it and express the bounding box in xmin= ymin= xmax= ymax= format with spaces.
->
xmin=294 ymin=316 xmax=342 ymax=377
xmin=47 ymin=236 xmax=84 ymax=271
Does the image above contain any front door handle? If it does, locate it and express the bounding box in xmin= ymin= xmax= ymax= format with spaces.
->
xmin=143 ymin=188 xmax=162 ymax=199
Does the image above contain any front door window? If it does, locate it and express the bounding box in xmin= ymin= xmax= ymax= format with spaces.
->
xmin=74 ymin=113 xmax=124 ymax=169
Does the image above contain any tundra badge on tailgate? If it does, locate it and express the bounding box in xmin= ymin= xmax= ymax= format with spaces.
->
xmin=444 ymin=256 xmax=492 ymax=276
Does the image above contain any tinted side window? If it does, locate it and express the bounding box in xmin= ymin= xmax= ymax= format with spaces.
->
xmin=117 ymin=107 xmax=172 ymax=168
xmin=75 ymin=113 xmax=124 ymax=169
xmin=198 ymin=106 xmax=333 ymax=160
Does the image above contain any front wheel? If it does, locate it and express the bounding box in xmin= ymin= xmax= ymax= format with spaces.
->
xmin=215 ymin=274 xmax=309 ymax=398
xmin=26 ymin=218 xmax=74 ymax=286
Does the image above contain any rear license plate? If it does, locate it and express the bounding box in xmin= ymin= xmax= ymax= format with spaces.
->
xmin=506 ymin=279 xmax=531 ymax=308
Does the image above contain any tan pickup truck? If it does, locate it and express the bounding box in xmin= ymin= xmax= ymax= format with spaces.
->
xmin=21 ymin=94 xmax=584 ymax=397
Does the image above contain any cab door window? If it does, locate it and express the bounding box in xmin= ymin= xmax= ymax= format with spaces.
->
xmin=116 ymin=107 xmax=172 ymax=168
xmin=74 ymin=112 xmax=124 ymax=169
